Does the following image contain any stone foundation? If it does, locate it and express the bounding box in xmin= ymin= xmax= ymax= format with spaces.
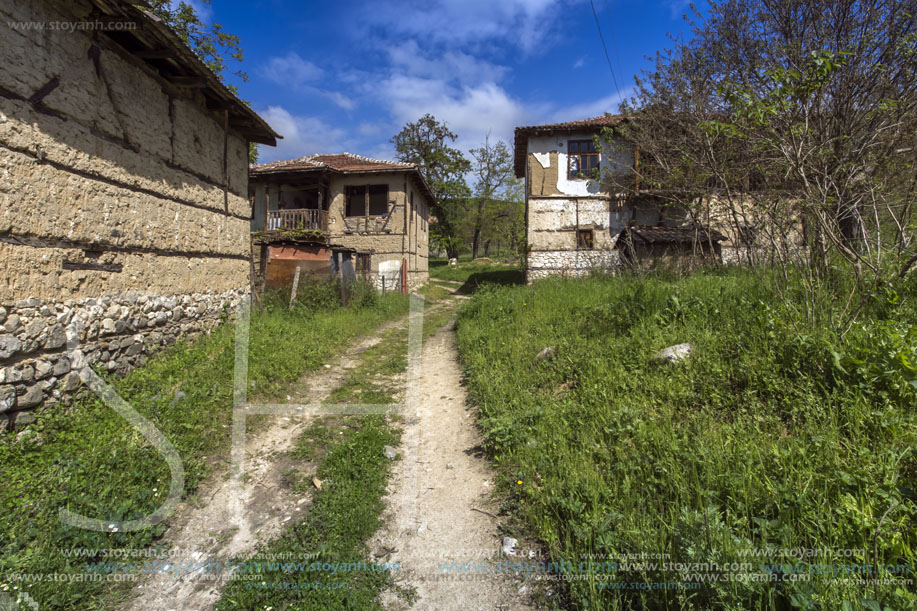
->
xmin=368 ymin=269 xmax=429 ymax=293
xmin=0 ymin=288 xmax=243 ymax=429
xmin=526 ymin=249 xmax=622 ymax=281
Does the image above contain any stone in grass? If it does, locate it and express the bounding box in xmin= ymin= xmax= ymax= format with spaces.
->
xmin=535 ymin=346 xmax=555 ymax=361
xmin=653 ymin=343 xmax=692 ymax=364
xmin=383 ymin=445 xmax=397 ymax=460
xmin=502 ymin=537 xmax=518 ymax=556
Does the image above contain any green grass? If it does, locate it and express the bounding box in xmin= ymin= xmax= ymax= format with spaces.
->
xmin=455 ymin=268 xmax=917 ymax=610
xmin=215 ymin=413 xmax=402 ymax=611
xmin=0 ymin=286 xmax=408 ymax=610
xmin=429 ymin=259 xmax=524 ymax=287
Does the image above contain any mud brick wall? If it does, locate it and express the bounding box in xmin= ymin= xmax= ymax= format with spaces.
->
xmin=325 ymin=172 xmax=429 ymax=291
xmin=0 ymin=0 xmax=253 ymax=426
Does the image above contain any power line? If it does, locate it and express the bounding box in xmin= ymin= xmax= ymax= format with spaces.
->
xmin=604 ymin=0 xmax=627 ymax=98
xmin=589 ymin=0 xmax=622 ymax=103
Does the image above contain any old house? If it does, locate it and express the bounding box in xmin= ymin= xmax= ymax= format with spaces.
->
xmin=249 ymin=154 xmax=433 ymax=291
xmin=514 ymin=115 xmax=729 ymax=281
xmin=0 ymin=0 xmax=278 ymax=425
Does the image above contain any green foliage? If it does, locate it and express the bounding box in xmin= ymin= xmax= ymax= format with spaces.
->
xmin=0 ymin=294 xmax=408 ymax=608
xmin=147 ymin=0 xmax=247 ymax=83
xmin=216 ymin=415 xmax=401 ymax=611
xmin=252 ymin=226 xmax=327 ymax=244
xmin=455 ymin=269 xmax=917 ymax=610
xmin=465 ymin=137 xmax=524 ymax=260
xmin=391 ymin=114 xmax=471 ymax=259
xmin=429 ymin=259 xmax=524 ymax=287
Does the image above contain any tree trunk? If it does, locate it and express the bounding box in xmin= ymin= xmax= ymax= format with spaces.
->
xmin=472 ymin=227 xmax=481 ymax=259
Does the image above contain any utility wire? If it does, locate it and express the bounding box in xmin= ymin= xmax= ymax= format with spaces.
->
xmin=589 ymin=0 xmax=622 ymax=103
xmin=604 ymin=0 xmax=627 ymax=97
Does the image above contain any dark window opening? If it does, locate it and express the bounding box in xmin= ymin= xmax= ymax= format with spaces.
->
xmin=345 ymin=187 xmax=361 ymax=217
xmin=577 ymin=228 xmax=595 ymax=249
xmin=568 ymin=139 xmax=599 ymax=179
xmin=346 ymin=185 xmax=389 ymax=217
xmin=369 ymin=185 xmax=388 ymax=216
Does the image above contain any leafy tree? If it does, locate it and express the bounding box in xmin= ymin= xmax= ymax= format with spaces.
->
xmin=465 ymin=136 xmax=523 ymax=259
xmin=612 ymin=0 xmax=917 ymax=332
xmin=147 ymin=0 xmax=246 ymax=82
xmin=391 ymin=115 xmax=471 ymax=258
xmin=147 ymin=0 xmax=259 ymax=163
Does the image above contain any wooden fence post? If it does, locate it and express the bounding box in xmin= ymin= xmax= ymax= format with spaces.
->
xmin=289 ymin=265 xmax=301 ymax=308
xmin=250 ymin=255 xmax=264 ymax=313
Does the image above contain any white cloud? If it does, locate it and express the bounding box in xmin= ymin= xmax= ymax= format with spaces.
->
xmin=551 ymin=88 xmax=633 ymax=122
xmin=573 ymin=56 xmax=586 ymax=69
xmin=259 ymin=52 xmax=323 ymax=87
xmin=357 ymin=122 xmax=384 ymax=137
xmin=367 ymin=0 xmax=577 ymax=55
xmin=386 ymin=40 xmax=508 ymax=86
xmin=320 ymin=90 xmax=356 ymax=110
xmin=255 ymin=106 xmax=351 ymax=163
xmin=664 ymin=0 xmax=693 ymax=19
xmin=377 ymin=75 xmax=540 ymax=155
xmin=258 ymin=53 xmax=355 ymax=110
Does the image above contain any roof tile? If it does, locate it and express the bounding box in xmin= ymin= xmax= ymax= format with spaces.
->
xmin=250 ymin=152 xmax=414 ymax=174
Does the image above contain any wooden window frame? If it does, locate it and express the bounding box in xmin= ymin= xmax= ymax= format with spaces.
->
xmin=577 ymin=228 xmax=595 ymax=249
xmin=345 ymin=185 xmax=389 ymax=218
xmin=568 ymin=139 xmax=599 ymax=179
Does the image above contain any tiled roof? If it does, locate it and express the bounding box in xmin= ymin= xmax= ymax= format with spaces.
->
xmin=249 ymin=152 xmax=437 ymax=206
xmin=250 ymin=152 xmax=414 ymax=174
xmin=514 ymin=114 xmax=626 ymax=134
xmin=513 ymin=114 xmax=628 ymax=177
xmin=620 ymin=226 xmax=727 ymax=244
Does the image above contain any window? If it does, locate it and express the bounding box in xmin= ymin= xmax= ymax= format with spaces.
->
xmin=568 ymin=140 xmax=599 ymax=179
xmin=577 ymin=228 xmax=595 ymax=249
xmin=345 ymin=185 xmax=389 ymax=217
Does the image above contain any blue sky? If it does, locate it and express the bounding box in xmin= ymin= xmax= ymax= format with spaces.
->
xmin=203 ymin=0 xmax=703 ymax=163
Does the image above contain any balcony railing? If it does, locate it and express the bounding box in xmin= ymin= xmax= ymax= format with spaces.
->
xmin=267 ymin=208 xmax=327 ymax=232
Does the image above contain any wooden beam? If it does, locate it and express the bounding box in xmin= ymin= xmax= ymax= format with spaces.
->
xmin=135 ymin=48 xmax=174 ymax=59
xmin=167 ymin=75 xmax=208 ymax=88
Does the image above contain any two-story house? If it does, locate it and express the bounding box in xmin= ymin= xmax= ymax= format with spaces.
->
xmin=514 ymin=115 xmax=725 ymax=281
xmin=249 ymin=153 xmax=433 ymax=292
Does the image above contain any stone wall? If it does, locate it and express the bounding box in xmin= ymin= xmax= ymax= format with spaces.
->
xmin=0 ymin=289 xmax=242 ymax=429
xmin=0 ymin=0 xmax=255 ymax=426
xmin=526 ymin=249 xmax=621 ymax=281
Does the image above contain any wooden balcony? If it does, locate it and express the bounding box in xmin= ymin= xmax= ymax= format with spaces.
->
xmin=266 ymin=208 xmax=327 ymax=232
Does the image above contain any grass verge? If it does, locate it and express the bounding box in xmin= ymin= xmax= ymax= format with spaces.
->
xmin=0 ymin=285 xmax=408 ymax=610
xmin=455 ymin=268 xmax=917 ymax=610
xmin=429 ymin=259 xmax=524 ymax=287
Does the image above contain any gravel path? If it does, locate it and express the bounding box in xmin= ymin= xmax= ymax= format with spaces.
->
xmin=369 ymin=318 xmax=534 ymax=610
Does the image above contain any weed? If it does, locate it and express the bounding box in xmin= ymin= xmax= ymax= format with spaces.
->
xmin=456 ymin=268 xmax=917 ymax=610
